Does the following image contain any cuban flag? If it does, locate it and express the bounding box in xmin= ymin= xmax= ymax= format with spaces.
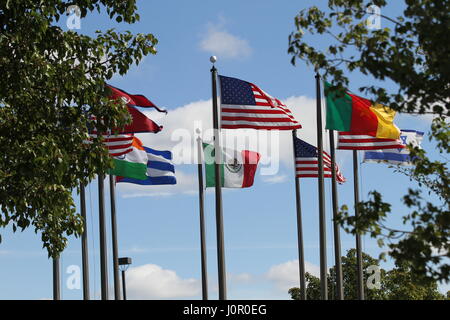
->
xmin=116 ymin=147 xmax=176 ymax=185
xmin=363 ymin=130 xmax=424 ymax=166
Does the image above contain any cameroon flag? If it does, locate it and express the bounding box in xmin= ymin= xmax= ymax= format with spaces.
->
xmin=324 ymin=82 xmax=400 ymax=139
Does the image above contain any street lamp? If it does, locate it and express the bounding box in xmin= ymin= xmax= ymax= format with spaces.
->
xmin=118 ymin=257 xmax=132 ymax=300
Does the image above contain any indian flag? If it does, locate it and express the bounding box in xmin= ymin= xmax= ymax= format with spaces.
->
xmin=110 ymin=136 xmax=147 ymax=180
xmin=203 ymin=143 xmax=260 ymax=188
xmin=324 ymin=82 xmax=401 ymax=139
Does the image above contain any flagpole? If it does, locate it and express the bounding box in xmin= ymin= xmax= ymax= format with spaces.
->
xmin=315 ymin=72 xmax=328 ymax=300
xmin=98 ymin=173 xmax=109 ymax=300
xmin=196 ymin=131 xmax=209 ymax=300
xmin=292 ymin=130 xmax=306 ymax=300
xmin=53 ymin=257 xmax=61 ymax=300
xmin=80 ymin=183 xmax=90 ymax=300
xmin=329 ymin=130 xmax=344 ymax=300
xmin=210 ymin=56 xmax=227 ymax=300
xmin=353 ymin=150 xmax=365 ymax=300
xmin=110 ymin=174 xmax=121 ymax=300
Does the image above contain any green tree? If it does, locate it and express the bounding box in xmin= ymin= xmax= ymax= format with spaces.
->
xmin=0 ymin=1 xmax=157 ymax=257
xmin=289 ymin=250 xmax=446 ymax=300
xmin=288 ymin=0 xmax=449 ymax=284
xmin=383 ymin=263 xmax=446 ymax=300
xmin=288 ymin=272 xmax=322 ymax=300
xmin=335 ymin=249 xmax=387 ymax=300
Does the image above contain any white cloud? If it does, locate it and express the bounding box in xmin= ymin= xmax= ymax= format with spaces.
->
xmin=136 ymin=99 xmax=212 ymax=164
xmin=200 ymin=23 xmax=251 ymax=59
xmin=126 ymin=264 xmax=201 ymax=299
xmin=262 ymin=175 xmax=288 ymax=184
xmin=122 ymin=260 xmax=323 ymax=299
xmin=228 ymin=272 xmax=254 ymax=284
xmin=139 ymin=95 xmax=322 ymax=167
xmin=266 ymin=259 xmax=320 ymax=292
xmin=116 ymin=94 xmax=348 ymax=197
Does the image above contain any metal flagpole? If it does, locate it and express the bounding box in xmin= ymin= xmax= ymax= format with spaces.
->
xmin=329 ymin=130 xmax=344 ymax=300
xmin=292 ymin=130 xmax=306 ymax=300
xmin=315 ymin=72 xmax=328 ymax=300
xmin=121 ymin=270 xmax=127 ymax=300
xmin=353 ymin=150 xmax=365 ymax=300
xmin=110 ymin=174 xmax=121 ymax=300
xmin=210 ymin=56 xmax=227 ymax=300
xmin=80 ymin=183 xmax=90 ymax=300
xmin=196 ymin=132 xmax=209 ymax=300
xmin=98 ymin=173 xmax=109 ymax=300
xmin=53 ymin=257 xmax=61 ymax=300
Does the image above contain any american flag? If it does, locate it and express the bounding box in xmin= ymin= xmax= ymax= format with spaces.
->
xmin=86 ymin=132 xmax=134 ymax=157
xmin=85 ymin=105 xmax=161 ymax=157
xmin=294 ymin=137 xmax=346 ymax=183
xmin=86 ymin=117 xmax=135 ymax=157
xmin=337 ymin=132 xmax=405 ymax=150
xmin=219 ymin=75 xmax=301 ymax=130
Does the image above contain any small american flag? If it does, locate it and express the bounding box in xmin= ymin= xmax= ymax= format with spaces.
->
xmin=86 ymin=107 xmax=160 ymax=157
xmin=294 ymin=137 xmax=346 ymax=183
xmin=219 ymin=75 xmax=301 ymax=130
xmin=338 ymin=132 xmax=405 ymax=150
xmin=86 ymin=132 xmax=134 ymax=157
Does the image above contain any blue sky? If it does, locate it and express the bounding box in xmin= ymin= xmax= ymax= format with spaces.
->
xmin=0 ymin=0 xmax=447 ymax=300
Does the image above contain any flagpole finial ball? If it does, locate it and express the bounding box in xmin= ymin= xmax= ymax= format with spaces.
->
xmin=210 ymin=56 xmax=217 ymax=63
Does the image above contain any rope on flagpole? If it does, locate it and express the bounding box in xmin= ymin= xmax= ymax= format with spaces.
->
xmin=359 ymin=153 xmax=366 ymax=261
xmin=321 ymin=78 xmax=336 ymax=300
xmin=328 ymin=169 xmax=338 ymax=300
xmin=60 ymin=250 xmax=63 ymax=299
xmin=88 ymin=182 xmax=97 ymax=299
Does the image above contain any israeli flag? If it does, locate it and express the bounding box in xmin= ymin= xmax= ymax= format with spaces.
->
xmin=363 ymin=130 xmax=424 ymax=166
xmin=117 ymin=147 xmax=176 ymax=185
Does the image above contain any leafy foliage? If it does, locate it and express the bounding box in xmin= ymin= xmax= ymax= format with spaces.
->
xmin=289 ymin=0 xmax=449 ymax=283
xmin=0 ymin=0 xmax=158 ymax=257
xmin=289 ymin=250 xmax=448 ymax=300
xmin=288 ymin=272 xmax=322 ymax=300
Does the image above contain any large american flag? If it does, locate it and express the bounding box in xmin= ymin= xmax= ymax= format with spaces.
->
xmin=219 ymin=75 xmax=301 ymax=130
xmin=294 ymin=137 xmax=346 ymax=183
xmin=337 ymin=132 xmax=405 ymax=150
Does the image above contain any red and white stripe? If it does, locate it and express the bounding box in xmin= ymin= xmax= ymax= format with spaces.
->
xmin=338 ymin=132 xmax=405 ymax=150
xmin=86 ymin=132 xmax=134 ymax=157
xmin=296 ymin=151 xmax=346 ymax=183
xmin=221 ymin=84 xmax=301 ymax=130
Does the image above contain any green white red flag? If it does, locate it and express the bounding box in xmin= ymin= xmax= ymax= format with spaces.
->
xmin=203 ymin=143 xmax=260 ymax=188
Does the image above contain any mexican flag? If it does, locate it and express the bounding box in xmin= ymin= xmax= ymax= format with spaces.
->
xmin=324 ymin=82 xmax=401 ymax=139
xmin=203 ymin=143 xmax=260 ymax=188
xmin=110 ymin=136 xmax=148 ymax=180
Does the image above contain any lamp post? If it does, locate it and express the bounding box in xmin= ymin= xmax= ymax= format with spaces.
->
xmin=118 ymin=257 xmax=132 ymax=300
